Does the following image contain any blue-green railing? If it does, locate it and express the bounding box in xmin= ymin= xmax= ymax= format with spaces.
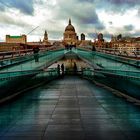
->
xmin=0 ymin=48 xmax=64 ymax=70
xmin=96 ymin=47 xmax=140 ymax=58
xmin=94 ymin=68 xmax=140 ymax=80
xmin=82 ymin=68 xmax=140 ymax=100
xmin=0 ymin=70 xmax=43 ymax=80
xmin=0 ymin=68 xmax=59 ymax=103
xmin=0 ymin=49 xmax=65 ymax=72
xmin=82 ymin=68 xmax=140 ymax=80
xmin=76 ymin=48 xmax=140 ymax=70
xmin=94 ymin=51 xmax=140 ymax=67
xmin=0 ymin=48 xmax=65 ymax=103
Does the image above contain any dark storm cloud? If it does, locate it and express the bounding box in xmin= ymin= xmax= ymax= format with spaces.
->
xmin=78 ymin=0 xmax=140 ymax=8
xmin=54 ymin=0 xmax=105 ymax=32
xmin=0 ymin=3 xmax=5 ymax=11
xmin=88 ymin=33 xmax=97 ymax=38
xmin=78 ymin=0 xmax=95 ymax=2
xmin=107 ymin=0 xmax=140 ymax=6
xmin=131 ymin=31 xmax=140 ymax=37
xmin=124 ymin=25 xmax=134 ymax=31
xmin=137 ymin=9 xmax=140 ymax=16
xmin=0 ymin=0 xmax=139 ymax=41
xmin=109 ymin=21 xmax=113 ymax=25
xmin=0 ymin=13 xmax=32 ymax=28
xmin=0 ymin=0 xmax=34 ymax=15
xmin=88 ymin=32 xmax=111 ymax=40
xmin=75 ymin=11 xmax=105 ymax=31
xmin=95 ymin=23 xmax=105 ymax=30
xmin=103 ymin=33 xmax=112 ymax=39
xmin=104 ymin=0 xmax=140 ymax=14
xmin=77 ymin=11 xmax=100 ymax=25
xmin=77 ymin=0 xmax=140 ymax=14
xmin=49 ymin=30 xmax=64 ymax=39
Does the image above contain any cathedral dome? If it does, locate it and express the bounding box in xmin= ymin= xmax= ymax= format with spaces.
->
xmin=65 ymin=19 xmax=75 ymax=32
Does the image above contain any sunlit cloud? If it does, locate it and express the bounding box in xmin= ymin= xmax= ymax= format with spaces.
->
xmin=0 ymin=0 xmax=140 ymax=42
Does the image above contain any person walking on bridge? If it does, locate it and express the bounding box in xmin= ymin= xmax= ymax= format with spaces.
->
xmin=57 ymin=64 xmax=60 ymax=77
xmin=73 ymin=62 xmax=77 ymax=75
xmin=61 ymin=63 xmax=64 ymax=76
xmin=33 ymin=46 xmax=40 ymax=62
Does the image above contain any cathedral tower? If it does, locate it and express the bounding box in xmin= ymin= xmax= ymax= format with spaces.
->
xmin=63 ymin=19 xmax=77 ymax=45
xmin=43 ymin=30 xmax=48 ymax=44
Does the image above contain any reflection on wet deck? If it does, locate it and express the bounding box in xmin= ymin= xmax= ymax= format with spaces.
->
xmin=0 ymin=76 xmax=140 ymax=140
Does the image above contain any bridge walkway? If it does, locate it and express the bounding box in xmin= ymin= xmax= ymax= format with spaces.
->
xmin=0 ymin=76 xmax=140 ymax=140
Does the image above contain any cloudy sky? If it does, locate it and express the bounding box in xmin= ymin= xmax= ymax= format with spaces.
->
xmin=0 ymin=0 xmax=140 ymax=42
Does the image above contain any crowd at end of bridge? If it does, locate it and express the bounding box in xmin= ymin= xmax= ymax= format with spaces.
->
xmin=57 ymin=62 xmax=78 ymax=77
xmin=64 ymin=43 xmax=96 ymax=52
xmin=65 ymin=44 xmax=76 ymax=51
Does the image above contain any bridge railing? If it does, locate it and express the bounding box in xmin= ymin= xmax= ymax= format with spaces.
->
xmin=82 ymin=68 xmax=140 ymax=80
xmin=0 ymin=69 xmax=43 ymax=80
xmin=82 ymin=68 xmax=140 ymax=101
xmin=76 ymin=48 xmax=140 ymax=68
xmin=0 ymin=48 xmax=65 ymax=70
xmin=0 ymin=68 xmax=59 ymax=103
xmin=96 ymin=47 xmax=140 ymax=58
xmin=94 ymin=51 xmax=140 ymax=67
xmin=0 ymin=47 xmax=59 ymax=60
xmin=96 ymin=68 xmax=140 ymax=76
xmin=0 ymin=49 xmax=32 ymax=58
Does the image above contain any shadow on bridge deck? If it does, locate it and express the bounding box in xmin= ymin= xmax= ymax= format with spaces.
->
xmin=0 ymin=76 xmax=140 ymax=140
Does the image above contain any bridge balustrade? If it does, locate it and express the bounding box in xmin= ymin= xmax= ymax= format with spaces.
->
xmin=94 ymin=68 xmax=140 ymax=79
xmin=0 ymin=48 xmax=140 ymax=103
xmin=96 ymin=47 xmax=140 ymax=58
xmin=0 ymin=49 xmax=65 ymax=71
xmin=0 ymin=68 xmax=59 ymax=103
xmin=75 ymin=48 xmax=140 ymax=100
xmin=77 ymin=48 xmax=140 ymax=69
xmin=81 ymin=68 xmax=140 ymax=80
xmin=0 ymin=49 xmax=33 ymax=59
xmin=94 ymin=51 xmax=140 ymax=67
xmin=81 ymin=68 xmax=140 ymax=100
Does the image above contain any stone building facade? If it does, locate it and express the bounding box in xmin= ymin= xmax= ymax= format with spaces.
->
xmin=6 ymin=35 xmax=27 ymax=44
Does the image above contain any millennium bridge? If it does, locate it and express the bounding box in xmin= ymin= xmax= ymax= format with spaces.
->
xmin=0 ymin=46 xmax=140 ymax=140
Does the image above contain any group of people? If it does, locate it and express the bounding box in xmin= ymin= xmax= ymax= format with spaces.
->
xmin=57 ymin=62 xmax=78 ymax=77
xmin=57 ymin=63 xmax=64 ymax=77
xmin=65 ymin=44 xmax=76 ymax=51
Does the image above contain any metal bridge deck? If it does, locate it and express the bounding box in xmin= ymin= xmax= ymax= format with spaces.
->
xmin=0 ymin=76 xmax=140 ymax=140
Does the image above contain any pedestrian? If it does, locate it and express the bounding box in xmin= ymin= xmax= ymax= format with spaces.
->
xmin=92 ymin=45 xmax=96 ymax=51
xmin=57 ymin=64 xmax=60 ymax=76
xmin=61 ymin=63 xmax=64 ymax=76
xmin=73 ymin=62 xmax=77 ymax=74
xmin=33 ymin=46 xmax=40 ymax=62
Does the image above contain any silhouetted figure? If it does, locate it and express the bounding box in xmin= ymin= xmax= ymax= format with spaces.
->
xmin=70 ymin=45 xmax=72 ymax=51
xmin=33 ymin=46 xmax=40 ymax=62
xmin=73 ymin=44 xmax=76 ymax=49
xmin=92 ymin=45 xmax=96 ymax=51
xmin=61 ymin=63 xmax=64 ymax=76
xmin=65 ymin=44 xmax=69 ymax=50
xmin=57 ymin=64 xmax=60 ymax=76
xmin=73 ymin=62 xmax=77 ymax=74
